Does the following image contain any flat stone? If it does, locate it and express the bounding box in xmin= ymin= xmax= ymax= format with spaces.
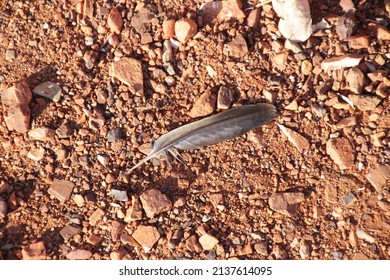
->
xmin=59 ymin=224 xmax=82 ymax=240
xmin=48 ymin=179 xmax=75 ymax=203
xmin=209 ymin=193 xmax=223 ymax=208
xmin=124 ymin=196 xmax=143 ymax=222
xmin=271 ymin=52 xmax=288 ymax=71
xmin=224 ymin=33 xmax=248 ymax=58
xmin=111 ymin=189 xmax=128 ymax=202
xmin=107 ymin=7 xmax=123 ymax=34
xmin=89 ymin=208 xmax=104 ymax=226
xmin=132 ymin=225 xmax=160 ymax=253
xmin=336 ymin=116 xmax=357 ymax=129
xmin=278 ymin=124 xmax=310 ymax=155
xmin=269 ymin=192 xmax=305 ymax=216
xmin=140 ymin=189 xmax=172 ymax=218
xmin=299 ymin=240 xmax=311 ymax=259
xmin=174 ymin=18 xmax=197 ymax=43
xmin=73 ymin=194 xmax=85 ymax=207
xmin=56 ymin=121 xmax=73 ymax=138
xmin=301 ymin=60 xmax=313 ymax=75
xmin=217 ymin=86 xmax=234 ymax=109
xmin=326 ymin=137 xmax=354 ymax=170
xmin=254 ymin=241 xmax=269 ymax=256
xmin=345 ymin=35 xmax=370 ymax=49
xmin=28 ymin=126 xmax=55 ymax=141
xmin=83 ymin=0 xmax=94 ymax=18
xmin=199 ymin=232 xmax=219 ymax=251
xmin=348 ymin=94 xmax=381 ymax=111
xmin=130 ymin=7 xmax=154 ymax=34
xmin=185 ymin=235 xmax=202 ymax=253
xmin=111 ymin=221 xmax=125 ymax=242
xmin=27 ymin=146 xmax=45 ymax=161
xmin=66 ymin=249 xmax=92 ymax=260
xmin=188 ymin=91 xmax=217 ymax=118
xmin=106 ymin=128 xmax=123 ymax=142
xmin=365 ymin=165 xmax=390 ymax=193
xmin=5 ymin=49 xmax=16 ymax=61
xmin=321 ymin=54 xmax=364 ymax=72
xmin=346 ymin=67 xmax=365 ymax=94
xmin=1 ymin=80 xmax=32 ymax=105
xmin=162 ymin=19 xmax=175 ymax=38
xmin=237 ymin=241 xmax=253 ymax=256
xmin=246 ymin=8 xmax=260 ymax=28
xmin=87 ymin=234 xmax=103 ymax=246
xmin=22 ymin=241 xmax=46 ymax=260
xmin=325 ymin=184 xmax=338 ymax=204
xmin=200 ymin=0 xmax=245 ymax=24
xmin=341 ymin=192 xmax=357 ymax=206
xmin=32 ymin=81 xmax=62 ymax=102
xmin=0 ymin=199 xmax=8 ymax=219
xmin=356 ymin=228 xmax=376 ymax=243
xmin=111 ymin=57 xmax=144 ymax=96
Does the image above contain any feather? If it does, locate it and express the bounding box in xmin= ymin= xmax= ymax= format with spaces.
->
xmin=130 ymin=103 xmax=277 ymax=171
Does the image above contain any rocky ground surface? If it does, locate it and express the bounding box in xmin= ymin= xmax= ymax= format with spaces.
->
xmin=0 ymin=0 xmax=389 ymax=260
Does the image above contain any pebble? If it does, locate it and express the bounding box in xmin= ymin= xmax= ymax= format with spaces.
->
xmin=107 ymin=7 xmax=123 ymax=34
xmin=246 ymin=8 xmax=260 ymax=29
xmin=345 ymin=67 xmax=365 ymax=94
xmin=254 ymin=241 xmax=269 ymax=256
xmin=341 ymin=192 xmax=357 ymax=206
xmin=83 ymin=0 xmax=93 ymax=18
xmin=0 ymin=199 xmax=7 ymax=219
xmin=5 ymin=49 xmax=16 ymax=61
xmin=48 ymin=179 xmax=75 ymax=204
xmin=268 ymin=192 xmax=305 ymax=216
xmin=299 ymin=240 xmax=311 ymax=259
xmin=224 ymin=33 xmax=248 ymax=58
xmin=336 ymin=116 xmax=357 ymax=129
xmin=97 ymin=154 xmax=109 ymax=166
xmin=66 ymin=249 xmax=92 ymax=260
xmin=200 ymin=0 xmax=245 ymax=24
xmin=21 ymin=241 xmax=46 ymax=260
xmin=56 ymin=121 xmax=73 ymax=138
xmin=1 ymin=80 xmax=32 ymax=133
xmin=89 ymin=208 xmax=105 ymax=226
xmin=111 ymin=57 xmax=144 ymax=96
xmin=111 ymin=189 xmax=128 ymax=202
xmin=271 ymin=52 xmax=288 ymax=70
xmin=28 ymin=126 xmax=55 ymax=141
xmin=185 ymin=235 xmax=202 ymax=253
xmin=345 ymin=35 xmax=370 ymax=49
xmin=321 ymin=54 xmax=364 ymax=72
xmin=27 ymin=146 xmax=45 ymax=161
xmin=125 ymin=196 xmax=143 ymax=222
xmin=301 ymin=60 xmax=313 ymax=75
xmin=356 ymin=228 xmax=376 ymax=243
xmin=217 ymin=86 xmax=234 ymax=109
xmin=111 ymin=221 xmax=125 ymax=242
xmin=174 ymin=18 xmax=197 ymax=43
xmin=326 ymin=137 xmax=354 ymax=170
xmin=365 ymin=164 xmax=390 ymax=193
xmin=87 ymin=234 xmax=102 ymax=246
xmin=132 ymin=225 xmax=161 ymax=253
xmin=272 ymin=244 xmax=288 ymax=259
xmin=59 ymin=224 xmax=82 ymax=240
xmin=73 ymin=194 xmax=85 ymax=207
xmin=88 ymin=109 xmax=105 ymax=130
xmin=140 ymin=189 xmax=172 ymax=218
xmin=163 ymin=19 xmax=175 ymax=38
xmin=83 ymin=50 xmax=98 ymax=69
xmin=199 ymin=232 xmax=219 ymax=251
xmin=278 ymin=124 xmax=310 ymax=155
xmin=32 ymin=81 xmax=62 ymax=102
xmin=348 ymin=94 xmax=381 ymax=111
xmin=106 ymin=127 xmax=123 ymax=142
xmin=188 ymin=91 xmax=217 ymax=118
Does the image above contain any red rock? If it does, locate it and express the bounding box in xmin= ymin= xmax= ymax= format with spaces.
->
xmin=22 ymin=241 xmax=46 ymax=260
xmin=224 ymin=33 xmax=248 ymax=58
xmin=28 ymin=126 xmax=55 ymax=141
xmin=188 ymin=91 xmax=217 ymax=118
xmin=336 ymin=116 xmax=357 ymax=129
xmin=246 ymin=8 xmax=260 ymax=29
xmin=3 ymin=103 xmax=31 ymax=133
xmin=89 ymin=208 xmax=105 ymax=225
xmin=27 ymin=146 xmax=45 ymax=161
xmin=111 ymin=57 xmax=144 ymax=96
xmin=174 ymin=18 xmax=197 ymax=43
xmin=346 ymin=67 xmax=365 ymax=94
xmin=200 ymin=0 xmax=245 ymax=24
xmin=132 ymin=225 xmax=160 ymax=253
xmin=271 ymin=52 xmax=288 ymax=71
xmin=0 ymin=199 xmax=8 ymax=219
xmin=199 ymin=232 xmax=219 ymax=251
xmin=140 ymin=189 xmax=172 ymax=218
xmin=365 ymin=165 xmax=390 ymax=193
xmin=345 ymin=35 xmax=370 ymax=49
xmin=111 ymin=221 xmax=125 ymax=241
xmin=124 ymin=196 xmax=143 ymax=222
xmin=326 ymin=137 xmax=354 ymax=170
xmin=278 ymin=125 xmax=310 ymax=155
xmin=269 ymin=192 xmax=305 ymax=216
xmin=66 ymin=249 xmax=92 ymax=260
xmin=348 ymin=94 xmax=381 ymax=111
xmin=87 ymin=234 xmax=103 ymax=246
xmin=217 ymin=86 xmax=234 ymax=109
xmin=163 ymin=19 xmax=176 ymax=38
xmin=83 ymin=0 xmax=94 ymax=18
xmin=186 ymin=235 xmax=202 ymax=253
xmin=1 ymin=80 xmax=32 ymax=105
xmin=48 ymin=179 xmax=75 ymax=203
xmin=59 ymin=224 xmax=82 ymax=241
xmin=107 ymin=7 xmax=123 ymax=34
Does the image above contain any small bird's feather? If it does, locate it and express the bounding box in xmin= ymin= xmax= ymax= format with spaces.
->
xmin=131 ymin=103 xmax=277 ymax=171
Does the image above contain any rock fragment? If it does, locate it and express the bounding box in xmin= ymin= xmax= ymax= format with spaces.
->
xmin=162 ymin=19 xmax=175 ymax=38
xmin=199 ymin=232 xmax=219 ymax=251
xmin=124 ymin=196 xmax=143 ymax=222
xmin=365 ymin=165 xmax=390 ymax=193
xmin=140 ymin=189 xmax=172 ymax=218
xmin=132 ymin=225 xmax=161 ymax=253
xmin=348 ymin=94 xmax=381 ymax=111
xmin=278 ymin=124 xmax=310 ymax=155
xmin=66 ymin=249 xmax=92 ymax=260
xmin=346 ymin=67 xmax=365 ymax=94
xmin=111 ymin=58 xmax=144 ymax=96
xmin=341 ymin=192 xmax=357 ymax=206
xmin=83 ymin=0 xmax=94 ymax=18
xmin=321 ymin=54 xmax=364 ymax=72
xmin=111 ymin=189 xmax=128 ymax=202
xmin=89 ymin=208 xmax=104 ymax=226
xmin=111 ymin=221 xmax=125 ymax=242
xmin=27 ymin=146 xmax=45 ymax=161
xmin=188 ymin=91 xmax=217 ymax=118
xmin=107 ymin=7 xmax=123 ymax=34
xmin=22 ymin=241 xmax=46 ymax=260
xmin=217 ymin=86 xmax=234 ymax=109
xmin=356 ymin=229 xmax=375 ymax=243
xmin=28 ymin=127 xmax=55 ymax=141
xmin=174 ymin=18 xmax=197 ymax=43
xmin=269 ymin=192 xmax=305 ymax=216
xmin=48 ymin=179 xmax=75 ymax=203
xmin=60 ymin=224 xmax=82 ymax=241
xmin=186 ymin=235 xmax=203 ymax=253
xmin=326 ymin=137 xmax=354 ymax=170
xmin=336 ymin=116 xmax=357 ymax=129
xmin=0 ymin=199 xmax=8 ymax=219
xmin=224 ymin=33 xmax=248 ymax=58
xmin=200 ymin=0 xmax=245 ymax=24
xmin=246 ymin=8 xmax=260 ymax=28
xmin=32 ymin=81 xmax=62 ymax=102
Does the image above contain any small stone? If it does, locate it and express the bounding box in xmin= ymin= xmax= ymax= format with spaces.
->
xmin=341 ymin=192 xmax=357 ymax=206
xmin=336 ymin=116 xmax=357 ymax=129
xmin=199 ymin=232 xmax=219 ymax=251
xmin=66 ymin=249 xmax=92 ymax=260
xmin=217 ymin=86 xmax=234 ymax=109
xmin=59 ymin=224 xmax=82 ymax=240
xmin=175 ymin=18 xmax=197 ymax=43
xmin=56 ymin=148 xmax=68 ymax=160
xmin=27 ymin=146 xmax=45 ymax=161
xmin=313 ymin=206 xmax=324 ymax=218
xmin=106 ymin=128 xmax=123 ymax=142
xmin=237 ymin=241 xmax=253 ymax=256
xmin=163 ymin=19 xmax=175 ymax=38
xmin=111 ymin=221 xmax=125 ymax=242
xmin=349 ymin=230 xmax=358 ymax=247
xmin=110 ymin=250 xmax=125 ymax=260
xmin=246 ymin=8 xmax=260 ymax=28
xmin=365 ymin=165 xmax=390 ymax=193
xmin=325 ymin=184 xmax=338 ymax=204
xmin=56 ymin=121 xmax=73 ymax=138
xmin=5 ymin=49 xmax=16 ymax=61
xmin=32 ymin=81 xmax=62 ymax=102
xmin=73 ymin=194 xmax=85 ymax=207
xmin=268 ymin=192 xmax=305 ymax=216
xmin=22 ymin=241 xmax=46 ymax=260
xmin=336 ymin=11 xmax=356 ymax=39
xmin=0 ymin=199 xmax=8 ymax=219
xmin=83 ymin=50 xmax=98 ymax=69
xmin=87 ymin=234 xmax=102 ymax=246
xmin=348 ymin=94 xmax=381 ymax=111
xmin=132 ymin=225 xmax=160 ymax=253
xmin=346 ymin=67 xmax=365 ymax=94
xmin=285 ymin=40 xmax=302 ymax=54
xmin=83 ymin=0 xmax=93 ymax=18
xmin=356 ymin=228 xmax=376 ymax=243
xmin=254 ymin=241 xmax=269 ymax=256
xmin=188 ymin=91 xmax=217 ymax=118
xmin=346 ymin=35 xmax=370 ymax=49
xmin=209 ymin=193 xmax=223 ymax=208
xmin=97 ymin=155 xmax=109 ymax=166
xmin=299 ymin=240 xmax=311 ymax=259
xmin=200 ymin=0 xmax=245 ymax=24
xmin=124 ymin=196 xmax=143 ymax=222
xmin=107 ymin=7 xmax=123 ymax=34
xmin=326 ymin=137 xmax=354 ymax=170
xmin=376 ymin=24 xmax=390 ymax=40
xmin=28 ymin=127 xmax=55 ymax=141
xmin=89 ymin=208 xmax=104 ymax=226
xmin=88 ymin=109 xmax=105 ymax=130
xmin=301 ymin=60 xmax=313 ymax=75
xmin=224 ymin=33 xmax=248 ymax=58
xmin=186 ymin=235 xmax=202 ymax=253
xmin=272 ymin=244 xmax=288 ymax=259
xmin=278 ymin=124 xmax=310 ymax=154
xmin=48 ymin=179 xmax=75 ymax=203
xmin=111 ymin=189 xmax=128 ymax=202
xmin=321 ymin=54 xmax=364 ymax=72
xmin=271 ymin=52 xmax=288 ymax=71
xmin=140 ymin=189 xmax=172 ymax=218
xmin=111 ymin=57 xmax=144 ymax=96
